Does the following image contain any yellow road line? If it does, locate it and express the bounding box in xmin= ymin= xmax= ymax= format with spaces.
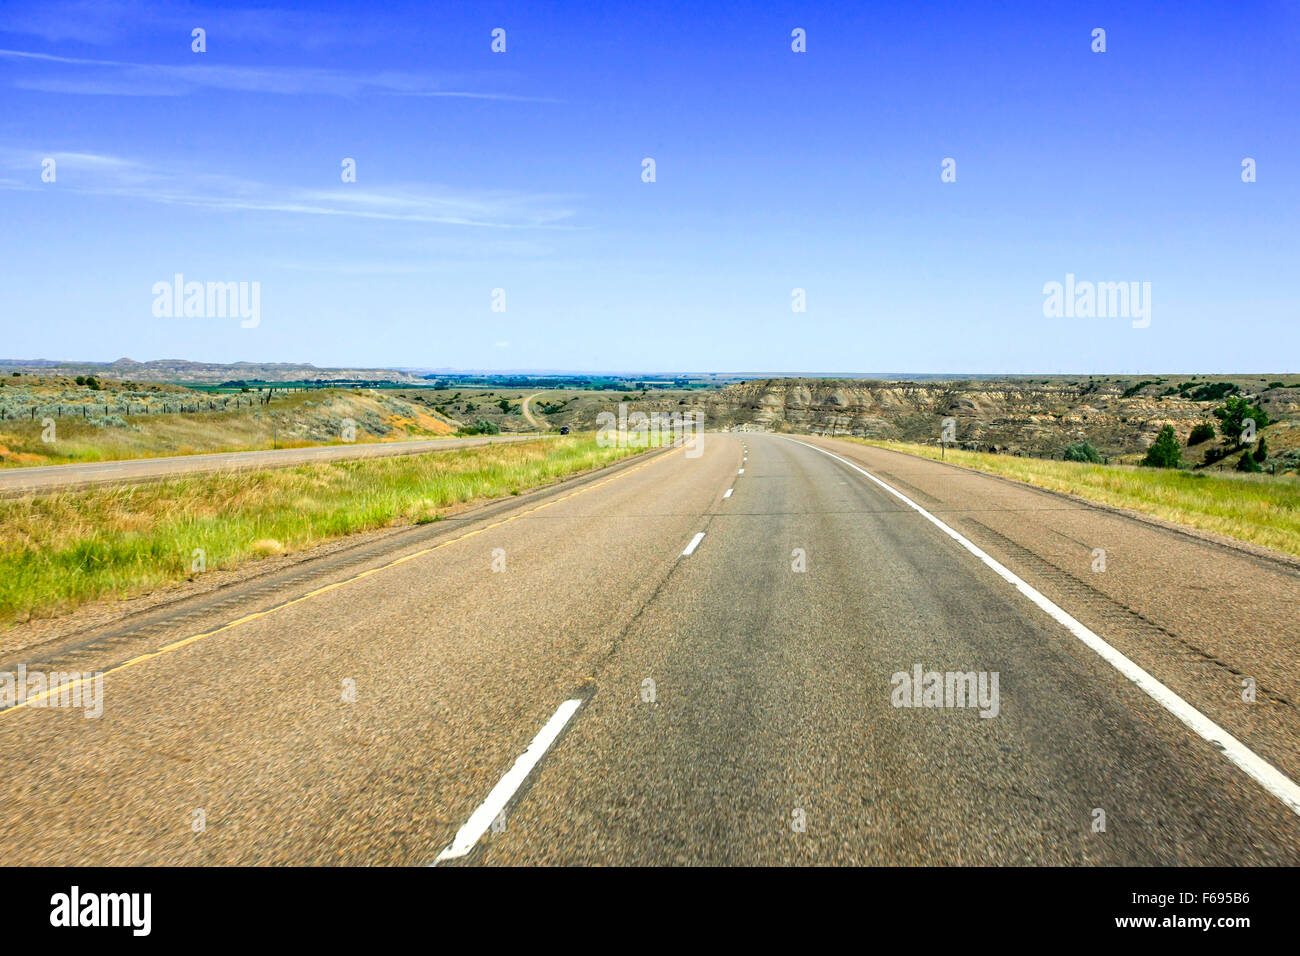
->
xmin=1 ymin=445 xmax=679 ymax=718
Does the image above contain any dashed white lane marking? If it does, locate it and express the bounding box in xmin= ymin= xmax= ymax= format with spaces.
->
xmin=433 ymin=698 xmax=584 ymax=864
xmin=681 ymin=531 xmax=706 ymax=556
xmin=723 ymin=488 xmax=733 ymax=499
xmin=786 ymin=437 xmax=1300 ymax=818
xmin=738 ymin=468 xmax=744 ymax=474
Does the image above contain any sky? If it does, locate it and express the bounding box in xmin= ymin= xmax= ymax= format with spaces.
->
xmin=1 ymin=0 xmax=1297 ymax=375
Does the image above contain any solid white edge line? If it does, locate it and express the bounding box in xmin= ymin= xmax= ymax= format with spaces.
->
xmin=433 ymin=698 xmax=585 ymax=863
xmin=784 ymin=437 xmax=1300 ymax=818
xmin=723 ymin=488 xmax=733 ymax=498
xmin=682 ymin=531 xmax=706 ymax=556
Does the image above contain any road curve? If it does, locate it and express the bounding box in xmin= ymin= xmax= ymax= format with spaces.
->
xmin=0 ymin=432 xmax=1297 ymax=864
xmin=0 ymin=433 xmax=546 ymax=496
xmin=519 ymin=392 xmax=550 ymax=430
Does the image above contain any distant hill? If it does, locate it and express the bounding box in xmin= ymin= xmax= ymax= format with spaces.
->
xmin=0 ymin=359 xmax=422 ymax=385
xmin=524 ymin=374 xmax=1299 ymax=465
xmin=687 ymin=376 xmax=1300 ymax=463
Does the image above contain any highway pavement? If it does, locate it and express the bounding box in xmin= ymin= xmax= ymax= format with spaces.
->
xmin=1 ymin=432 xmax=1297 ymax=864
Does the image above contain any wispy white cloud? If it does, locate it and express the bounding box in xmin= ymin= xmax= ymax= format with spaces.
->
xmin=0 ymin=48 xmax=557 ymax=101
xmin=0 ymin=1 xmax=396 ymax=48
xmin=0 ymin=150 xmax=580 ymax=229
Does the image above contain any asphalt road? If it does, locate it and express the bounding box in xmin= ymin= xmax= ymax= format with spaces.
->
xmin=1 ymin=433 xmax=1298 ymax=865
xmin=0 ymin=433 xmax=545 ymax=495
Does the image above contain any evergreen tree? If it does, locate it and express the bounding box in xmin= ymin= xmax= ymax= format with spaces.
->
xmin=1252 ymin=436 xmax=1268 ymax=463
xmin=1141 ymin=426 xmax=1182 ymax=468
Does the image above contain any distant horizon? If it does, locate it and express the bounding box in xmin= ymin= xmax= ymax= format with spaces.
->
xmin=1 ymin=356 xmax=1293 ymax=381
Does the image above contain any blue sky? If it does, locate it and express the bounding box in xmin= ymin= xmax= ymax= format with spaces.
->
xmin=1 ymin=1 xmax=1297 ymax=374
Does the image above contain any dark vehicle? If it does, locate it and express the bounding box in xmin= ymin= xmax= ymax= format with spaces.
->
xmin=559 ymin=425 xmax=570 ymax=435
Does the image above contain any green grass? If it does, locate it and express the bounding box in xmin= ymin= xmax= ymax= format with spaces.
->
xmin=846 ymin=439 xmax=1300 ymax=558
xmin=1 ymin=434 xmax=649 ymax=628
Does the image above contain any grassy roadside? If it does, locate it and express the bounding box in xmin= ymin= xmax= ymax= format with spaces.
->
xmin=844 ymin=439 xmax=1300 ymax=559
xmin=0 ymin=388 xmax=462 ymax=468
xmin=1 ymin=434 xmax=650 ymax=628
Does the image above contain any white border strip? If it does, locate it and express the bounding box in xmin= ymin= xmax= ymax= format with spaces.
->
xmin=682 ymin=532 xmax=706 ymax=556
xmin=785 ymin=437 xmax=1300 ymax=817
xmin=723 ymin=488 xmax=733 ymax=499
xmin=433 ymin=698 xmax=584 ymax=863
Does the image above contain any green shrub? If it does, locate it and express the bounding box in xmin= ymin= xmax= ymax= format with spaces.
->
xmin=459 ymin=419 xmax=500 ymax=436
xmin=1187 ymin=422 xmax=1216 ymax=446
xmin=1186 ymin=382 xmax=1238 ymax=401
xmin=1253 ymin=437 xmax=1268 ymax=463
xmin=1236 ymin=450 xmax=1262 ymax=473
xmin=1063 ymin=441 xmax=1102 ymax=463
xmin=1121 ymin=380 xmax=1160 ymax=399
xmin=1141 ymin=425 xmax=1182 ymax=469
xmin=1213 ymin=396 xmax=1269 ymax=444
